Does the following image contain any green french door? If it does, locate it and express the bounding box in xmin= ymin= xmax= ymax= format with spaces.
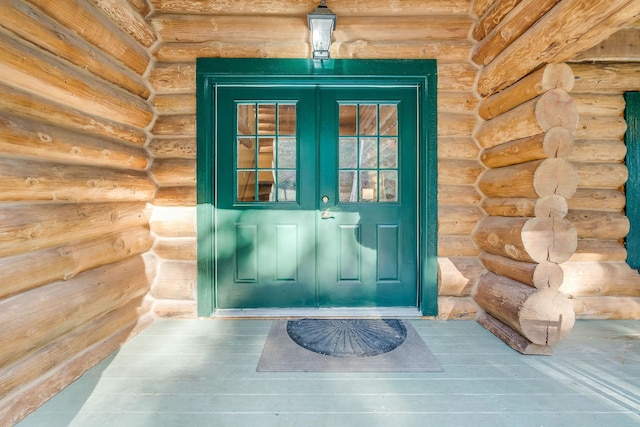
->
xmin=215 ymin=85 xmax=418 ymax=309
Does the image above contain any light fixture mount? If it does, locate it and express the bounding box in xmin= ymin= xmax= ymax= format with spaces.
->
xmin=307 ymin=0 xmax=336 ymax=60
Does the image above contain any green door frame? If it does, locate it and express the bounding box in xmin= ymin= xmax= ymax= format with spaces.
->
xmin=196 ymin=58 xmax=438 ymax=316
xmin=625 ymin=92 xmax=640 ymax=270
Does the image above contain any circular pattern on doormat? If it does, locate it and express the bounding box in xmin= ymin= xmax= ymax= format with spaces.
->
xmin=286 ymin=319 xmax=407 ymax=358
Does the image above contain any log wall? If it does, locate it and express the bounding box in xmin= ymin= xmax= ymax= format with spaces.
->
xmin=0 ymin=0 xmax=157 ymax=424
xmin=147 ymin=0 xmax=483 ymax=320
xmin=471 ymin=1 xmax=640 ymax=353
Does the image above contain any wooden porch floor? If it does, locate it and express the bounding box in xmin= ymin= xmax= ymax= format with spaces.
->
xmin=17 ymin=319 xmax=640 ymax=427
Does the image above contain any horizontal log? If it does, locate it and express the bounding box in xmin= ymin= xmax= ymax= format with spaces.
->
xmin=0 ymin=158 xmax=157 ymax=203
xmin=569 ymin=140 xmax=626 ymax=163
xmin=438 ymin=113 xmax=477 ymax=138
xmin=438 ymin=63 xmax=478 ymax=92
xmin=0 ymin=30 xmax=153 ymax=129
xmin=151 ymin=0 xmax=473 ymax=15
xmin=0 ymin=202 xmax=149 ymax=258
xmin=130 ymin=0 xmax=151 ymax=16
xmin=572 ymin=28 xmax=640 ymax=62
xmin=437 ymin=296 xmax=479 ymax=320
xmin=561 ymin=261 xmax=640 ymax=297
xmin=438 ymin=256 xmax=484 ymax=297
xmin=148 ymin=138 xmax=196 ymax=159
xmin=0 ymin=113 xmax=149 ymax=170
xmin=0 ymin=0 xmax=150 ymax=99
xmin=478 ymin=63 xmax=574 ymax=120
xmin=482 ymin=195 xmax=568 ymax=218
xmin=478 ymin=159 xmax=578 ymax=199
xmin=475 ymin=272 xmax=575 ymax=345
xmin=472 ymin=0 xmax=521 ymax=41
xmin=152 ymin=260 xmax=196 ymax=300
xmin=153 ymin=299 xmax=197 ymax=318
xmin=150 ymin=159 xmax=196 ymax=187
xmin=153 ymin=237 xmax=196 ymax=261
xmin=0 ymin=296 xmax=150 ymax=397
xmin=437 ymin=185 xmax=482 ymax=206
xmin=570 ymin=239 xmax=627 ymax=262
xmin=438 ymin=235 xmax=481 ymax=257
xmin=438 ymin=91 xmax=479 ymax=114
xmin=152 ymin=186 xmax=196 ymax=206
xmin=0 ymin=256 xmax=149 ymax=367
xmin=477 ymin=312 xmax=553 ymax=355
xmin=151 ymin=114 xmax=196 ymax=136
xmin=473 ymin=0 xmax=494 ymax=16
xmin=473 ymin=216 xmax=577 ymax=263
xmin=567 ymin=188 xmax=626 ymax=212
xmin=155 ymin=40 xmax=308 ymax=62
xmin=480 ymin=127 xmax=574 ymax=168
xmin=0 ymin=310 xmax=153 ymax=426
xmin=551 ymin=2 xmax=640 ymax=64
xmin=571 ymin=63 xmax=640 ymax=93
xmin=475 ymin=89 xmax=578 ymax=149
xmin=477 ymin=0 xmax=638 ymax=96
xmin=566 ymin=210 xmax=630 ymax=240
xmin=438 ymin=159 xmax=484 ymax=185
xmin=438 ymin=137 xmax=480 ymax=159
xmin=480 ymin=252 xmax=564 ymax=290
xmin=27 ymin=0 xmax=151 ymax=75
xmin=574 ymin=162 xmax=628 ymax=189
xmin=0 ymin=82 xmax=147 ymax=146
xmin=574 ymin=116 xmax=627 ymax=140
xmin=472 ymin=0 xmax=561 ymax=68
xmin=149 ymin=206 xmax=196 ymax=237
xmin=339 ymin=39 xmax=473 ymax=61
xmin=149 ymin=62 xmax=196 ymax=94
xmin=90 ymin=0 xmax=157 ymax=48
xmin=0 ymin=225 xmax=152 ymax=299
xmin=572 ymin=94 xmax=626 ymax=116
xmin=152 ymin=94 xmax=196 ymax=115
xmin=438 ymin=206 xmax=485 ymax=235
xmin=152 ymin=15 xmax=471 ymax=44
xmin=571 ymin=296 xmax=640 ymax=320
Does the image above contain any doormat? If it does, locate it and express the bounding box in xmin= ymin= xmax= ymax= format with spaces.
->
xmin=257 ymin=319 xmax=443 ymax=372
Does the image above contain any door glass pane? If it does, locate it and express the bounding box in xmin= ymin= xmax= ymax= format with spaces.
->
xmin=359 ymin=138 xmax=378 ymax=168
xmin=380 ymin=138 xmax=397 ymax=168
xmin=278 ymin=104 xmax=296 ymax=134
xmin=339 ymin=170 xmax=357 ymax=202
xmin=380 ymin=170 xmax=398 ymax=202
xmin=338 ymin=102 xmax=400 ymax=203
xmin=258 ymin=104 xmax=276 ymax=134
xmin=359 ymin=105 xmax=377 ymax=135
xmin=277 ymin=170 xmax=296 ymax=201
xmin=235 ymin=102 xmax=297 ymax=203
xmin=237 ymin=171 xmax=255 ymax=202
xmin=237 ymin=104 xmax=256 ymax=135
xmin=360 ymin=170 xmax=378 ymax=202
xmin=379 ymin=104 xmax=397 ymax=136
xmin=339 ymin=138 xmax=357 ymax=168
xmin=339 ymin=105 xmax=357 ymax=136
xmin=278 ymin=137 xmax=296 ymax=168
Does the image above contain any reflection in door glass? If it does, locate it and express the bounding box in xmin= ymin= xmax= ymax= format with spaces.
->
xmin=338 ymin=103 xmax=399 ymax=202
xmin=235 ymin=102 xmax=297 ymax=202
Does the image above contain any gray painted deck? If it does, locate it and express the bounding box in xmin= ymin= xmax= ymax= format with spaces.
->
xmin=18 ymin=319 xmax=640 ymax=427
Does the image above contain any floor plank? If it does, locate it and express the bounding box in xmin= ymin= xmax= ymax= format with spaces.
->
xmin=17 ymin=319 xmax=640 ymax=427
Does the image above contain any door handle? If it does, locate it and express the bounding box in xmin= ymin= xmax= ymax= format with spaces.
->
xmin=321 ymin=210 xmax=335 ymax=220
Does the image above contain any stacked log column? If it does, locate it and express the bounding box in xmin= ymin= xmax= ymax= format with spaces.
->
xmin=472 ymin=64 xmax=579 ymax=354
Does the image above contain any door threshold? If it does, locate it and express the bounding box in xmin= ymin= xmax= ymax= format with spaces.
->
xmin=213 ymin=307 xmax=423 ymax=318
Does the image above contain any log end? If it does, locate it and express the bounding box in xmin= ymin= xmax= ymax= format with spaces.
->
xmin=520 ymin=289 xmax=576 ymax=346
xmin=478 ymin=312 xmax=553 ymax=355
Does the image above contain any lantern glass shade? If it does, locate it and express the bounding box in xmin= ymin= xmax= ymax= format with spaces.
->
xmin=307 ymin=3 xmax=336 ymax=60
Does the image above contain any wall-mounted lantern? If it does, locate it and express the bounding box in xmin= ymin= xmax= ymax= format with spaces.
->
xmin=307 ymin=1 xmax=336 ymax=60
